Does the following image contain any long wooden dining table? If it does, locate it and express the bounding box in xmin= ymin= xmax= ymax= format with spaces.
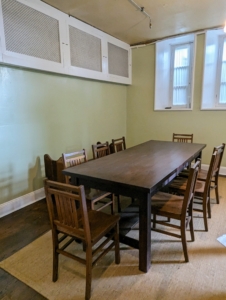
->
xmin=62 ymin=140 xmax=206 ymax=273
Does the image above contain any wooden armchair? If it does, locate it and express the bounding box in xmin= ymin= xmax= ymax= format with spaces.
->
xmin=62 ymin=149 xmax=115 ymax=214
xmin=197 ymin=143 xmax=225 ymax=204
xmin=151 ymin=160 xmax=200 ymax=262
xmin=44 ymin=180 xmax=120 ymax=300
xmin=44 ymin=154 xmax=65 ymax=183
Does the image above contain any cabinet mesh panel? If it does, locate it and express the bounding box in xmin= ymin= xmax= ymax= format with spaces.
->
xmin=108 ymin=43 xmax=129 ymax=78
xmin=2 ymin=0 xmax=61 ymax=63
xmin=69 ymin=26 xmax=102 ymax=72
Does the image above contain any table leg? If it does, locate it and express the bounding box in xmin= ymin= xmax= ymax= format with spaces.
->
xmin=139 ymin=193 xmax=151 ymax=273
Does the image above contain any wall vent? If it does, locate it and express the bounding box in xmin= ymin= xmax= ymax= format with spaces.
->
xmin=69 ymin=26 xmax=102 ymax=72
xmin=2 ymin=0 xmax=61 ymax=63
xmin=108 ymin=43 xmax=129 ymax=78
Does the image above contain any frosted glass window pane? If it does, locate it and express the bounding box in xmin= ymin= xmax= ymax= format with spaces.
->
xmin=174 ymin=48 xmax=189 ymax=67
xmin=173 ymin=88 xmax=187 ymax=105
xmin=172 ymin=46 xmax=190 ymax=106
xmin=219 ymin=41 xmax=226 ymax=104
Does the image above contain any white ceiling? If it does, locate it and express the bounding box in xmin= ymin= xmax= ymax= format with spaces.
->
xmin=42 ymin=0 xmax=226 ymax=45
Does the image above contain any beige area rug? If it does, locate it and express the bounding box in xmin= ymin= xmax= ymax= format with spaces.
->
xmin=1 ymin=197 xmax=226 ymax=300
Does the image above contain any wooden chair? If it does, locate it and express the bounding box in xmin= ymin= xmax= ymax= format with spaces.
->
xmin=173 ymin=133 xmax=193 ymax=143
xmin=44 ymin=154 xmax=65 ymax=183
xmin=196 ymin=143 xmax=225 ymax=204
xmin=110 ymin=136 xmax=126 ymax=153
xmin=168 ymin=149 xmax=220 ymax=231
xmin=44 ymin=180 xmax=120 ymax=300
xmin=92 ymin=141 xmax=111 ymax=159
xmin=110 ymin=136 xmax=135 ymax=212
xmin=62 ymin=149 xmax=115 ymax=214
xmin=173 ymin=133 xmax=194 ymax=168
xmin=151 ymin=160 xmax=200 ymax=262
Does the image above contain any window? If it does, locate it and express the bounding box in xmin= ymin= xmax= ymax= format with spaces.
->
xmin=202 ymin=29 xmax=226 ymax=110
xmin=155 ymin=34 xmax=195 ymax=111
xmin=170 ymin=43 xmax=193 ymax=108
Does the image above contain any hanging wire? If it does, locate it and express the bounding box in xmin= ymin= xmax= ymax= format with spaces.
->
xmin=128 ymin=0 xmax=152 ymax=28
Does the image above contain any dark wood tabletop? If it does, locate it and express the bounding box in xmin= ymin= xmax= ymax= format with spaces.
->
xmin=63 ymin=140 xmax=206 ymax=272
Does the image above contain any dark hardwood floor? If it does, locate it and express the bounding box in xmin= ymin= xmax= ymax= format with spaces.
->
xmin=0 ymin=194 xmax=137 ymax=299
xmin=0 ymin=199 xmax=50 ymax=300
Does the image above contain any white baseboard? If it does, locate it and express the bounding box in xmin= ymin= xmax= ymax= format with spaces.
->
xmin=201 ymin=164 xmax=226 ymax=176
xmin=0 ymin=188 xmax=45 ymax=218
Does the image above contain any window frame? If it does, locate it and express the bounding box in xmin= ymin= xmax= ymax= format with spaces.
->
xmin=201 ymin=28 xmax=226 ymax=110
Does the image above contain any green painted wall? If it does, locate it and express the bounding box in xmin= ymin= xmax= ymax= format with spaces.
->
xmin=1 ymin=33 xmax=226 ymax=207
xmin=0 ymin=66 xmax=127 ymax=205
xmin=127 ymin=34 xmax=226 ymax=168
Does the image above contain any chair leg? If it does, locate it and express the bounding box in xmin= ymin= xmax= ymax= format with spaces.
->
xmin=52 ymin=231 xmax=59 ymax=282
xmin=203 ymin=200 xmax=208 ymax=232
xmin=85 ymin=245 xmax=92 ymax=300
xmin=181 ymin=221 xmax=189 ymax=262
xmin=215 ymin=177 xmax=220 ymax=204
xmin=114 ymin=223 xmax=120 ymax=264
xmin=207 ymin=196 xmax=211 ymax=219
xmin=111 ymin=194 xmax=115 ymax=215
xmin=188 ymin=204 xmax=195 ymax=242
xmin=152 ymin=213 xmax=156 ymax=229
xmin=117 ymin=195 xmax=121 ymax=212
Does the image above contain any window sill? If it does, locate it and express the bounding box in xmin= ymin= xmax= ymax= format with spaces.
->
xmin=154 ymin=108 xmax=193 ymax=111
xmin=200 ymin=108 xmax=226 ymax=111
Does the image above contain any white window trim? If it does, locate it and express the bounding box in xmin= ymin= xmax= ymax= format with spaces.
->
xmin=201 ymin=28 xmax=226 ymax=110
xmin=215 ymin=35 xmax=226 ymax=108
xmin=154 ymin=33 xmax=196 ymax=111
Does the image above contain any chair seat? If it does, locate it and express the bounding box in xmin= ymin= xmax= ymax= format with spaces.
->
xmin=169 ymin=178 xmax=205 ymax=195
xmin=88 ymin=210 xmax=120 ymax=243
xmin=62 ymin=149 xmax=114 ymax=214
xmin=197 ymin=169 xmax=208 ymax=180
xmin=180 ymin=168 xmax=210 ymax=181
xmin=152 ymin=192 xmax=184 ymax=216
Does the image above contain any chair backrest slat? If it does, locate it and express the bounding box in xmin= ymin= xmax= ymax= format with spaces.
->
xmin=62 ymin=150 xmax=88 ymax=184
xmin=173 ymin=133 xmax=193 ymax=143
